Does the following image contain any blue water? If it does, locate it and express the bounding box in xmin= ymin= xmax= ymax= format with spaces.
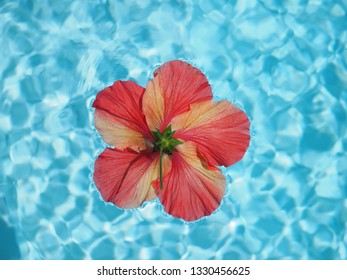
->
xmin=1 ymin=0 xmax=346 ymax=260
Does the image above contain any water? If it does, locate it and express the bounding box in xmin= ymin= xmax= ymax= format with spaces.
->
xmin=0 ymin=0 xmax=346 ymax=260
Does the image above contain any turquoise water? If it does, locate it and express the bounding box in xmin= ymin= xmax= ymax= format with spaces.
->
xmin=1 ymin=0 xmax=346 ymax=260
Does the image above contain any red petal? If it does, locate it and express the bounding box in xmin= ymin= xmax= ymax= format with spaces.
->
xmin=172 ymin=100 xmax=250 ymax=167
xmin=142 ymin=60 xmax=213 ymax=131
xmin=154 ymin=142 xmax=226 ymax=222
xmin=93 ymin=148 xmax=160 ymax=208
xmin=94 ymin=148 xmax=155 ymax=208
xmin=93 ymin=81 xmax=152 ymax=149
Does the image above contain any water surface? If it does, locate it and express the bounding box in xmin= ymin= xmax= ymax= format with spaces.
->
xmin=0 ymin=0 xmax=346 ymax=259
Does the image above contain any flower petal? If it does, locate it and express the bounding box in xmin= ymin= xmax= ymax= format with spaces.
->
xmin=94 ymin=110 xmax=148 ymax=151
xmin=171 ymin=100 xmax=250 ymax=168
xmin=93 ymin=148 xmax=171 ymax=208
xmin=154 ymin=141 xmax=226 ymax=222
xmin=142 ymin=60 xmax=213 ymax=131
xmin=93 ymin=81 xmax=151 ymax=151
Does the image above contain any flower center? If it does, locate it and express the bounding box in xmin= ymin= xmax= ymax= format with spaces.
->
xmin=151 ymin=125 xmax=182 ymax=155
xmin=151 ymin=125 xmax=182 ymax=190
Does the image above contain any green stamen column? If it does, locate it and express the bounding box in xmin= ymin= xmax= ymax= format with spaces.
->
xmin=151 ymin=125 xmax=183 ymax=190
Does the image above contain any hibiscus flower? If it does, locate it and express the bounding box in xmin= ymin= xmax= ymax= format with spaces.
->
xmin=92 ymin=60 xmax=250 ymax=222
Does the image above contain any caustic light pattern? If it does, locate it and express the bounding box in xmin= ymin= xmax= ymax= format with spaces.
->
xmin=92 ymin=60 xmax=250 ymax=221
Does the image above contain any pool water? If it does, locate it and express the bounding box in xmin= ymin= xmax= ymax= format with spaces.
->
xmin=1 ymin=0 xmax=346 ymax=259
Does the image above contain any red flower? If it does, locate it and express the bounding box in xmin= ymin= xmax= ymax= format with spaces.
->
xmin=93 ymin=60 xmax=250 ymax=221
